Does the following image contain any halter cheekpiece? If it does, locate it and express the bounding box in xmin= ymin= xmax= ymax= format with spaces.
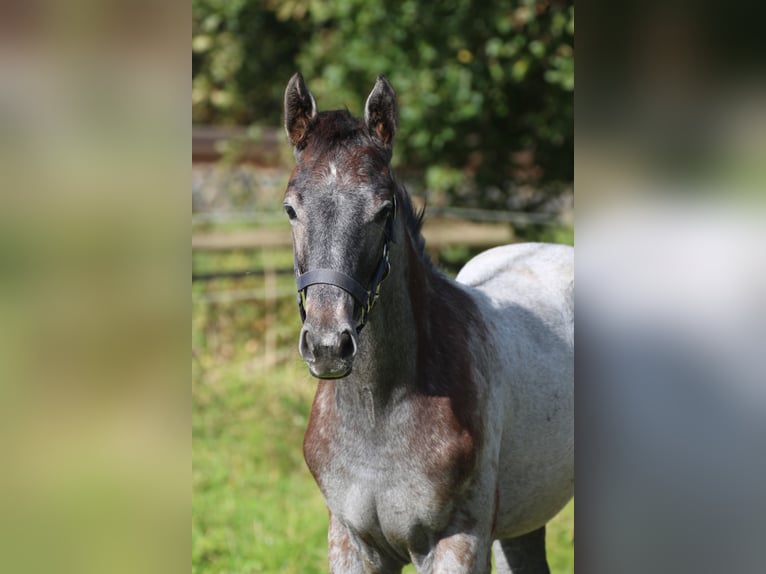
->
xmin=294 ymin=195 xmax=397 ymax=333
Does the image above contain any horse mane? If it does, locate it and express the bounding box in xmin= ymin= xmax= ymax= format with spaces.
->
xmin=393 ymin=181 xmax=434 ymax=270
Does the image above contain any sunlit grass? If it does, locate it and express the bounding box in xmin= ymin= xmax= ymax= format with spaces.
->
xmin=193 ymin=357 xmax=329 ymax=574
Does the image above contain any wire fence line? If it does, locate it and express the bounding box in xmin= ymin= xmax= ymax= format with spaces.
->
xmin=191 ymin=207 xmax=570 ymax=286
xmin=425 ymin=206 xmax=560 ymax=224
xmin=191 ymin=256 xmax=464 ymax=286
xmin=191 ymin=205 xmax=562 ymax=227
xmin=192 ymin=196 xmax=573 ymax=301
xmin=192 ymin=268 xmax=294 ymax=282
xmin=192 ymin=285 xmax=297 ymax=304
xmin=192 ymin=213 xmax=557 ymax=253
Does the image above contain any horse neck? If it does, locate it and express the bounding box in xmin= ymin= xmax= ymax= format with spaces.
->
xmin=334 ymin=223 xmax=433 ymax=416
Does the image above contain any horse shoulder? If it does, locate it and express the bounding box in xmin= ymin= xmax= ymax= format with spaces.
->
xmin=405 ymin=273 xmax=498 ymax=505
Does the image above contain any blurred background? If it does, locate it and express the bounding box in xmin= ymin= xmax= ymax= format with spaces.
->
xmin=9 ymin=1 xmax=763 ymax=573
xmin=191 ymin=1 xmax=574 ymax=572
xmin=0 ymin=1 xmax=186 ymax=574
xmin=576 ymin=1 xmax=766 ymax=573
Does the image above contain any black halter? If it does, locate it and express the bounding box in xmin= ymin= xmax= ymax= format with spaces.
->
xmin=294 ymin=196 xmax=397 ymax=334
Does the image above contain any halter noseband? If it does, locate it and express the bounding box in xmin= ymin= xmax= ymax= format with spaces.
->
xmin=294 ymin=196 xmax=397 ymax=334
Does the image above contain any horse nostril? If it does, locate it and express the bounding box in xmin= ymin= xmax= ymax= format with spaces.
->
xmin=339 ymin=328 xmax=357 ymax=360
xmin=299 ymin=326 xmax=314 ymax=360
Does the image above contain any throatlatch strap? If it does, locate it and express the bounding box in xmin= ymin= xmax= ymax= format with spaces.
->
xmin=296 ymin=269 xmax=369 ymax=306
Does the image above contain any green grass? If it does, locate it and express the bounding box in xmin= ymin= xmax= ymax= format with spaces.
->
xmin=546 ymin=499 xmax=575 ymax=573
xmin=193 ymin=358 xmax=329 ymax=573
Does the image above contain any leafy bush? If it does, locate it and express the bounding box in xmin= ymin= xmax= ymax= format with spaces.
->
xmin=192 ymin=0 xmax=311 ymax=125
xmin=192 ymin=0 xmax=573 ymax=208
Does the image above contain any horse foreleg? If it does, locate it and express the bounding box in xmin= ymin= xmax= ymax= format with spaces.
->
xmin=422 ymin=532 xmax=491 ymax=574
xmin=328 ymin=513 xmax=402 ymax=574
xmin=492 ymin=526 xmax=550 ymax=574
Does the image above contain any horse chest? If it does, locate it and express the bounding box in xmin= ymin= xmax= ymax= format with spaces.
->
xmin=306 ymin=414 xmax=477 ymax=547
xmin=321 ymin=449 xmax=450 ymax=544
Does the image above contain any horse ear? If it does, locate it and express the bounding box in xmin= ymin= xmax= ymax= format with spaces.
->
xmin=364 ymin=75 xmax=398 ymax=149
xmin=284 ymin=73 xmax=318 ymax=149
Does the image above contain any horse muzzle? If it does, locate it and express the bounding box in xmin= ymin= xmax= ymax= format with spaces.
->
xmin=298 ymin=322 xmax=358 ymax=379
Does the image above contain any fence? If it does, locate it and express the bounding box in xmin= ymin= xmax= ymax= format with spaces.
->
xmin=192 ymin=208 xmax=566 ymax=279
xmin=191 ymin=125 xmax=572 ymax=292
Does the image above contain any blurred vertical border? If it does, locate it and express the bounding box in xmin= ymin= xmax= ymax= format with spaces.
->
xmin=0 ymin=1 xmax=189 ymax=573
xmin=577 ymin=1 xmax=766 ymax=573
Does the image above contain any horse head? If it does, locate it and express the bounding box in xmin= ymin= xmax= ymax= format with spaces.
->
xmin=283 ymin=73 xmax=399 ymax=379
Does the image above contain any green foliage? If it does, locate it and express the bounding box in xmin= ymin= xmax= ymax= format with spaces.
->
xmin=192 ymin=0 xmax=312 ymax=125
xmin=192 ymin=0 xmax=574 ymax=207
xmin=192 ymin=0 xmax=573 ymax=208
xmin=514 ymin=223 xmax=574 ymax=246
xmin=296 ymin=0 xmax=574 ymax=206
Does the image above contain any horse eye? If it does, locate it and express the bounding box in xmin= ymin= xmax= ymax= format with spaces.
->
xmin=375 ymin=203 xmax=392 ymax=223
xmin=284 ymin=205 xmax=297 ymax=221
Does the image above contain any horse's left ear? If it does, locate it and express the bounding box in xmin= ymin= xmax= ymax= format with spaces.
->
xmin=364 ymin=76 xmax=398 ymax=149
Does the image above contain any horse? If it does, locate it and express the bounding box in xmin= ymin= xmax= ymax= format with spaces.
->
xmin=282 ymin=73 xmax=573 ymax=574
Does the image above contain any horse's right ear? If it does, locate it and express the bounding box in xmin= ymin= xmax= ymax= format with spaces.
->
xmin=284 ymin=73 xmax=318 ymax=150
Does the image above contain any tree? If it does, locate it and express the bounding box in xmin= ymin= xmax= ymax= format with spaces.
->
xmin=192 ymin=0 xmax=574 ymax=209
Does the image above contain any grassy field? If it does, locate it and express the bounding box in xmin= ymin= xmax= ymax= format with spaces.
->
xmin=192 ymin=288 xmax=573 ymax=573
